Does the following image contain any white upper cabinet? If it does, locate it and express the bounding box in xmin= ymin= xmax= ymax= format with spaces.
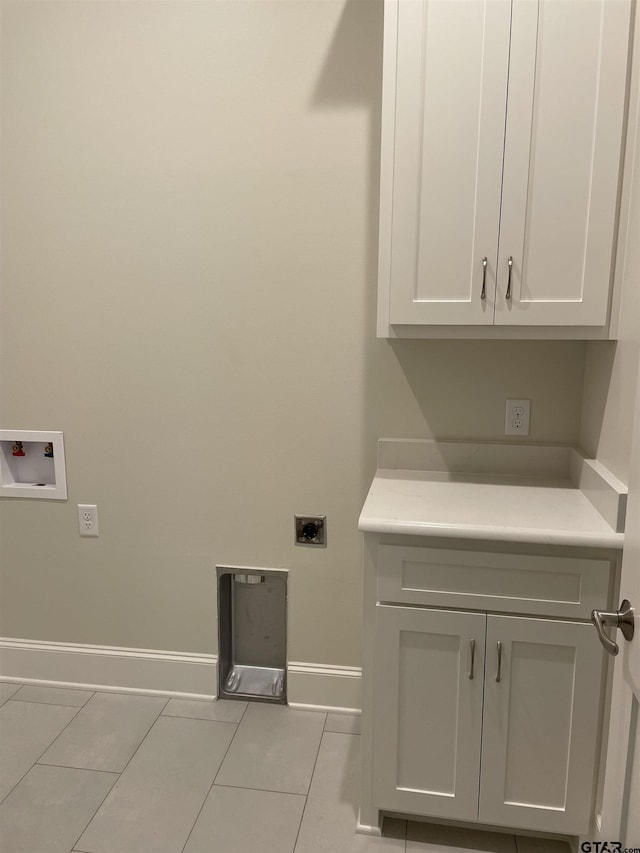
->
xmin=379 ymin=0 xmax=632 ymax=336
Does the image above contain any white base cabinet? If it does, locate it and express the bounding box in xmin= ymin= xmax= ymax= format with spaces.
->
xmin=361 ymin=538 xmax=614 ymax=838
xmin=374 ymin=606 xmax=603 ymax=833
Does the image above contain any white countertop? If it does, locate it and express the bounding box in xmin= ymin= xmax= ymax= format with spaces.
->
xmin=358 ymin=469 xmax=624 ymax=549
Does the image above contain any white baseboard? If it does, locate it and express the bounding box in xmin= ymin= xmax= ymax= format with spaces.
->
xmin=0 ymin=638 xmax=362 ymax=711
xmin=356 ymin=821 xmax=383 ymax=837
xmin=0 ymin=638 xmax=218 ymax=699
xmin=287 ymin=661 xmax=361 ymax=713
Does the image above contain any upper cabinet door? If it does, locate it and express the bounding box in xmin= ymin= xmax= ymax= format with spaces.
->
xmin=495 ymin=0 xmax=631 ymax=326
xmin=385 ymin=0 xmax=511 ymax=325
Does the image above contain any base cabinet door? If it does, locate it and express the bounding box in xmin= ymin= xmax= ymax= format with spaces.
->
xmin=372 ymin=605 xmax=486 ymax=820
xmin=479 ymin=615 xmax=604 ymax=834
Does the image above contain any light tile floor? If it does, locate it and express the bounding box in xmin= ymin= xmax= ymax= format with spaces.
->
xmin=0 ymin=684 xmax=572 ymax=853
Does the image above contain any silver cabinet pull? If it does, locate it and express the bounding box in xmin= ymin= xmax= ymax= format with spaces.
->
xmin=505 ymin=256 xmax=513 ymax=300
xmin=469 ymin=638 xmax=476 ymax=679
xmin=481 ymin=258 xmax=487 ymax=301
xmin=496 ymin=641 xmax=503 ymax=683
xmin=591 ymin=599 xmax=635 ymax=656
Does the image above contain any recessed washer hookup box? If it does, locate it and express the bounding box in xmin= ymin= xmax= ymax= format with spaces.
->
xmin=0 ymin=430 xmax=67 ymax=499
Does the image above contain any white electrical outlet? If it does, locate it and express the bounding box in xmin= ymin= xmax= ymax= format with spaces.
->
xmin=505 ymin=399 xmax=531 ymax=436
xmin=78 ymin=504 xmax=99 ymax=537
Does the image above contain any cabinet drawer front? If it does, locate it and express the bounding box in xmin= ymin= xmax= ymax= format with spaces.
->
xmin=378 ymin=545 xmax=611 ymax=617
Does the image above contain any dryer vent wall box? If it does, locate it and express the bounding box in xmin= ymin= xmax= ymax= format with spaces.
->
xmin=0 ymin=430 xmax=67 ymax=499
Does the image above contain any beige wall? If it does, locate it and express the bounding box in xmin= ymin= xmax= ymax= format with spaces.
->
xmin=0 ymin=0 xmax=587 ymax=665
xmin=580 ymin=5 xmax=640 ymax=487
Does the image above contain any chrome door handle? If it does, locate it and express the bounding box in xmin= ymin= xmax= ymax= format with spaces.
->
xmin=481 ymin=258 xmax=487 ymax=301
xmin=469 ymin=638 xmax=476 ymax=679
xmin=496 ymin=641 xmax=502 ymax=683
xmin=591 ymin=600 xmax=635 ymax=656
xmin=505 ymin=256 xmax=513 ymax=300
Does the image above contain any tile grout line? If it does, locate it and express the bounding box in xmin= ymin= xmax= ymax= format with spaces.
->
xmin=205 ymin=781 xmax=310 ymax=798
xmin=13 ymin=684 xmax=94 ymax=694
xmin=291 ymin=716 xmax=328 ymax=853
xmin=8 ymin=697 xmax=93 ymax=709
xmin=161 ymin=712 xmax=247 ymax=724
xmin=4 ymin=685 xmax=218 ymax=702
xmin=304 ymin=713 xmax=327 ymax=798
xmin=67 ymin=695 xmax=172 ymax=852
xmin=324 ymin=727 xmax=361 ymax=735
xmin=178 ymin=701 xmax=249 ymax=853
xmin=63 ymin=773 xmax=120 ymax=853
xmin=0 ymin=686 xmax=23 ymax=707
xmin=63 ymin=687 xmax=219 ymax=702
xmin=0 ymin=702 xmax=85 ymax=807
xmin=33 ymin=693 xmax=168 ymax=774
xmin=34 ymin=762 xmax=121 ymax=776
xmin=84 ymin=694 xmax=172 ymax=779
